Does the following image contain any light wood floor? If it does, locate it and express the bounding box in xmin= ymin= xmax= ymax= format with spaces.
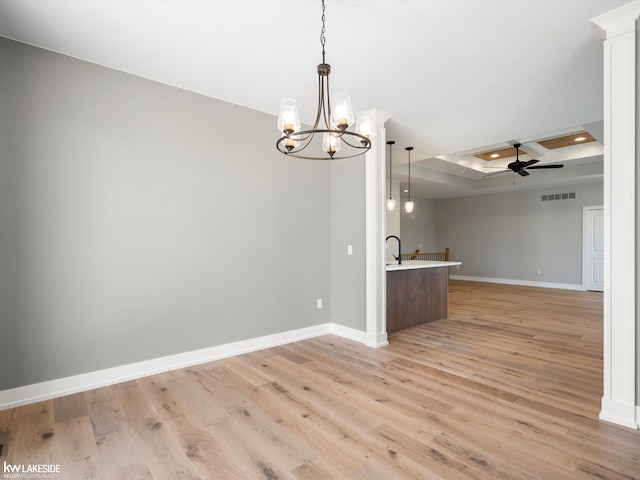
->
xmin=1 ymin=280 xmax=639 ymax=479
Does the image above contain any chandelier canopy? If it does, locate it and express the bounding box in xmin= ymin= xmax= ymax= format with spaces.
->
xmin=276 ymin=0 xmax=374 ymax=160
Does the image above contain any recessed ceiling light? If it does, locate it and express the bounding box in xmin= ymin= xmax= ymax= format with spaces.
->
xmin=475 ymin=146 xmax=520 ymax=161
xmin=403 ymin=189 xmax=409 ymax=193
xmin=538 ymin=132 xmax=595 ymax=149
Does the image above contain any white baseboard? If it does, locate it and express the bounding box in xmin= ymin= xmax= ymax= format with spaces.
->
xmin=330 ymin=323 xmax=388 ymax=348
xmin=0 ymin=322 xmax=380 ymax=411
xmin=600 ymin=397 xmax=639 ymax=429
xmin=450 ymin=275 xmax=584 ymax=291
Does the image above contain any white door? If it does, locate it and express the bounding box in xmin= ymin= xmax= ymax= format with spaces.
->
xmin=582 ymin=206 xmax=604 ymax=291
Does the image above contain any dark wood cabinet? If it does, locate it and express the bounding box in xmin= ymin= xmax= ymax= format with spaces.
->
xmin=386 ymin=266 xmax=449 ymax=333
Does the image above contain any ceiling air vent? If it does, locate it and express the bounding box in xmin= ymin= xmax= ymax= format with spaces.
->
xmin=541 ymin=192 xmax=576 ymax=201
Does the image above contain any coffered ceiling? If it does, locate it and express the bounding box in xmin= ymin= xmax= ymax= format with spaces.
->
xmin=0 ymin=0 xmax=628 ymax=199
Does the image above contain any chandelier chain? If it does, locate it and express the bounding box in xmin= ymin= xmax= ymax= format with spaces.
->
xmin=320 ymin=0 xmax=326 ymax=62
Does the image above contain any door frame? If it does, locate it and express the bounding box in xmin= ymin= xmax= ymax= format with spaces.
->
xmin=582 ymin=205 xmax=604 ymax=291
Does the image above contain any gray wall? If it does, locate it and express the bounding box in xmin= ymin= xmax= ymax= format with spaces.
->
xmin=0 ymin=37 xmax=333 ymax=391
xmin=385 ymin=179 xmax=400 ymax=263
xmin=329 ymin=159 xmax=366 ymax=331
xmin=400 ymin=196 xmax=437 ymax=254
xmin=435 ymin=182 xmax=603 ymax=286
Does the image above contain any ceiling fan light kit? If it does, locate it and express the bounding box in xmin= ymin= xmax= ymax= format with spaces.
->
xmin=276 ymin=0 xmax=373 ymax=160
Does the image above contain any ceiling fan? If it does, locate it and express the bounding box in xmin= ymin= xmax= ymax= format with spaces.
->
xmin=501 ymin=143 xmax=564 ymax=177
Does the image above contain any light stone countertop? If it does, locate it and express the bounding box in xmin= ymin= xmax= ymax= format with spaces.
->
xmin=385 ymin=260 xmax=462 ymax=271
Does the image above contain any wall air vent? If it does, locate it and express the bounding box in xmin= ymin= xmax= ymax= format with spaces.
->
xmin=541 ymin=192 xmax=576 ymax=201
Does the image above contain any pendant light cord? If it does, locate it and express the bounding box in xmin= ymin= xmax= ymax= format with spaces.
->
xmin=406 ymin=146 xmax=413 ymax=202
xmin=387 ymin=141 xmax=395 ymax=200
xmin=408 ymin=150 xmax=411 ymax=201
xmin=389 ymin=144 xmax=392 ymax=196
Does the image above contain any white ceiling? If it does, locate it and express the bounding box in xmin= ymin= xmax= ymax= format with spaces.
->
xmin=0 ymin=0 xmax=628 ymax=199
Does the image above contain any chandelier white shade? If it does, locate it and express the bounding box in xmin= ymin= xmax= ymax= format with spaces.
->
xmin=277 ymin=99 xmax=301 ymax=135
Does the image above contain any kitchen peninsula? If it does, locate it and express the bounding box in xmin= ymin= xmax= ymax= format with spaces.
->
xmin=386 ymin=260 xmax=462 ymax=333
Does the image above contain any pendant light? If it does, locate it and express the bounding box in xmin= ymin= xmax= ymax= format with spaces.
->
xmin=276 ymin=0 xmax=374 ymax=160
xmin=386 ymin=141 xmax=396 ymax=211
xmin=404 ymin=147 xmax=414 ymax=213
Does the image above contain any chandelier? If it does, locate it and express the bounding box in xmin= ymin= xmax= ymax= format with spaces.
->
xmin=276 ymin=0 xmax=374 ymax=160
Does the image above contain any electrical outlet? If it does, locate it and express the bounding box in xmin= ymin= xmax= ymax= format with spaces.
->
xmin=317 ymin=299 xmax=323 ymax=309
xmin=537 ymin=268 xmax=542 ymax=275
xmin=347 ymin=245 xmax=353 ymax=255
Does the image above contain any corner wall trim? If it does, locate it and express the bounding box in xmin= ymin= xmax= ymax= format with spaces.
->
xmin=0 ymin=322 xmax=380 ymax=411
xmin=330 ymin=323 xmax=388 ymax=348
xmin=450 ymin=275 xmax=584 ymax=291
xmin=600 ymin=397 xmax=639 ymax=429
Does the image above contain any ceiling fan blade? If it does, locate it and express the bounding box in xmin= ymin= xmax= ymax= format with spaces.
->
xmin=507 ymin=161 xmax=520 ymax=170
xmin=482 ymin=170 xmax=510 ymax=177
xmin=527 ymin=164 xmax=564 ymax=170
xmin=518 ymin=169 xmax=530 ymax=177
xmin=522 ymin=159 xmax=539 ymax=167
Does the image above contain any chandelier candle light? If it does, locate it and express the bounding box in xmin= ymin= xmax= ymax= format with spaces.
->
xmin=404 ymin=146 xmax=414 ymax=213
xmin=276 ymin=0 xmax=374 ymax=160
xmin=386 ymin=140 xmax=396 ymax=211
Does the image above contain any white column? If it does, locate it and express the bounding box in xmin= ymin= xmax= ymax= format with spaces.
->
xmin=591 ymin=1 xmax=640 ymax=429
xmin=365 ymin=108 xmax=392 ymax=347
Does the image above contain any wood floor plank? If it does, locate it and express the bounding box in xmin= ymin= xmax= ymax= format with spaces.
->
xmin=132 ymin=425 xmax=202 ymax=480
xmin=164 ymin=413 xmax=247 ymax=480
xmin=207 ymin=416 xmax=296 ymax=480
xmin=368 ymin=423 xmax=483 ymax=480
xmin=53 ymin=392 xmax=89 ymax=424
xmin=201 ymin=366 xmax=317 ymax=471
xmin=136 ymin=374 xmax=190 ymax=421
xmin=87 ymin=397 xmax=152 ymax=480
xmin=166 ymin=373 xmax=230 ymax=427
xmin=252 ymin=380 xmax=368 ymax=476
xmin=8 ymin=401 xmax=56 ymax=467
xmin=54 ymin=415 xmax=105 ymax=480
xmin=2 ymin=280 xmax=639 ymax=479
xmin=290 ymin=457 xmax=346 ymax=480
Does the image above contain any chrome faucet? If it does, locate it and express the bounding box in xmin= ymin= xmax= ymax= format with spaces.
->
xmin=386 ymin=235 xmax=402 ymax=265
